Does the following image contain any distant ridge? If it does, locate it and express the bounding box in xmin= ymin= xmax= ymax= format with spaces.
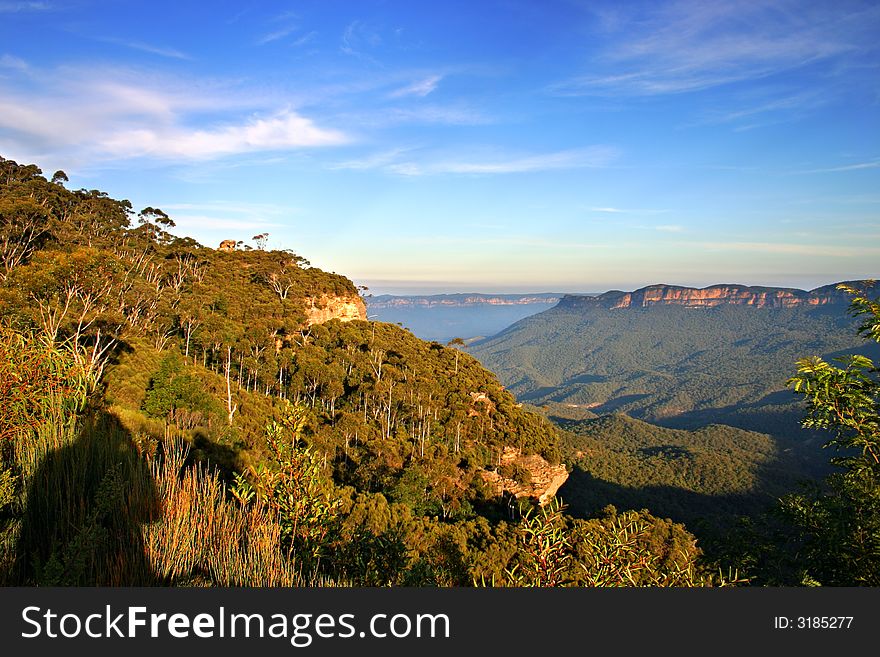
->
xmin=557 ymin=281 xmax=873 ymax=310
xmin=364 ymin=292 xmax=573 ymax=343
xmin=367 ymin=292 xmax=567 ymax=309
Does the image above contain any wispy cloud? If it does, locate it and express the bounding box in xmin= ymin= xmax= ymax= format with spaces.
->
xmin=160 ymin=201 xmax=300 ymax=216
xmin=553 ymin=1 xmax=879 ymax=96
xmin=258 ymin=24 xmax=299 ymax=45
xmin=330 ymin=145 xmax=618 ymax=176
xmin=0 ymin=1 xmax=51 ymax=12
xmin=589 ymin=206 xmax=669 ymax=215
xmin=397 ymin=234 xmax=613 ymax=251
xmin=796 ymin=160 xmax=880 ymax=174
xmin=693 ymin=88 xmax=827 ymax=129
xmin=389 ymin=75 xmax=442 ymax=98
xmin=100 ymin=37 xmax=190 ymax=60
xmin=292 ymin=31 xmax=317 ymax=47
xmin=341 ymin=20 xmax=383 ymax=63
xmin=168 ymin=214 xmax=282 ymax=232
xmin=425 ymin=147 xmax=619 ymax=175
xmin=656 ymin=225 xmax=684 ymax=233
xmin=384 ymin=104 xmax=490 ymax=126
xmin=0 ymin=54 xmax=28 ymax=70
xmin=328 ymin=147 xmax=415 ymax=171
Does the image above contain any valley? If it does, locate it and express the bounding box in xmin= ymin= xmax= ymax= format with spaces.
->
xmin=366 ymin=292 xmax=569 ymax=343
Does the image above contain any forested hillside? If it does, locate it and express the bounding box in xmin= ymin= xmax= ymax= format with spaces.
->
xmin=469 ymin=297 xmax=879 ymax=442
xmin=1 ymin=155 xmax=741 ymax=587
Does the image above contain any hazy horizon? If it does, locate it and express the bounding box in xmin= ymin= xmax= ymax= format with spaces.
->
xmin=362 ymin=275 xmax=871 ymax=297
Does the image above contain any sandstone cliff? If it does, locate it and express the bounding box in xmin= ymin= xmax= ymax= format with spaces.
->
xmin=479 ymin=446 xmax=568 ymax=506
xmin=304 ymin=294 xmax=367 ymax=325
xmin=558 ymin=282 xmax=865 ymax=311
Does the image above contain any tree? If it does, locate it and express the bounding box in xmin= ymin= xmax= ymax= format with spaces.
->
xmin=447 ymin=337 xmax=465 ymax=374
xmin=0 ymin=193 xmax=50 ymax=280
xmin=782 ymin=282 xmax=880 ymax=585
xmin=232 ymin=402 xmax=340 ymax=568
xmin=143 ymin=352 xmax=220 ymax=429
xmin=252 ymin=233 xmax=269 ymax=250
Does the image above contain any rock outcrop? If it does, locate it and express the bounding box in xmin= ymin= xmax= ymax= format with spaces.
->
xmin=479 ymin=447 xmax=568 ymax=506
xmin=304 ymin=294 xmax=367 ymax=325
xmin=558 ymin=282 xmax=865 ymax=311
xmin=218 ymin=239 xmax=237 ymax=252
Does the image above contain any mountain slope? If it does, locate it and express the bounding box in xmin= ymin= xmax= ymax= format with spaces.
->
xmin=1 ymin=154 xmax=561 ymax=514
xmin=469 ymin=283 xmax=879 ymax=441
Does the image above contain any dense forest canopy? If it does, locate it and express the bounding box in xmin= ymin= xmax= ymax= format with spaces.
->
xmin=469 ymin=300 xmax=879 ymax=444
xmin=556 ymin=414 xmax=806 ymax=531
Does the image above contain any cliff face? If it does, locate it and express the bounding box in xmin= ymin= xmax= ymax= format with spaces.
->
xmin=304 ymin=294 xmax=367 ymax=325
xmin=558 ymin=282 xmax=860 ymax=311
xmin=479 ymin=447 xmax=568 ymax=506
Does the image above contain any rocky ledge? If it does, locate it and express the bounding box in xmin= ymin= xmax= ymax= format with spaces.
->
xmin=304 ymin=294 xmax=367 ymax=325
xmin=479 ymin=446 xmax=568 ymax=506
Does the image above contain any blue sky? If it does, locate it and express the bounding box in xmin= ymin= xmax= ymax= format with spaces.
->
xmin=1 ymin=0 xmax=878 ymax=294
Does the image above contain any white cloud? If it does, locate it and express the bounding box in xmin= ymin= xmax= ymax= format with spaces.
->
xmin=656 ymin=225 xmax=684 ymax=232
xmin=0 ymin=65 xmax=349 ymax=163
xmin=387 ymin=162 xmax=423 ymax=176
xmin=99 ymin=109 xmax=348 ymax=160
xmin=590 ymin=207 xmax=624 ymax=213
xmin=389 ymin=75 xmax=442 ymax=98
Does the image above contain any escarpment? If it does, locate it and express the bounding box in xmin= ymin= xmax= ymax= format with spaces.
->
xmin=304 ymin=294 xmax=367 ymax=325
xmin=558 ymin=282 xmax=861 ymax=310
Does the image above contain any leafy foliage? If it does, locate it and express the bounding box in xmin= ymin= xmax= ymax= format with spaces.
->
xmin=143 ymin=351 xmax=222 ymax=429
xmin=501 ymin=501 xmax=741 ymax=587
xmin=773 ymin=282 xmax=880 ymax=585
xmin=232 ymin=402 xmax=341 ymax=571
